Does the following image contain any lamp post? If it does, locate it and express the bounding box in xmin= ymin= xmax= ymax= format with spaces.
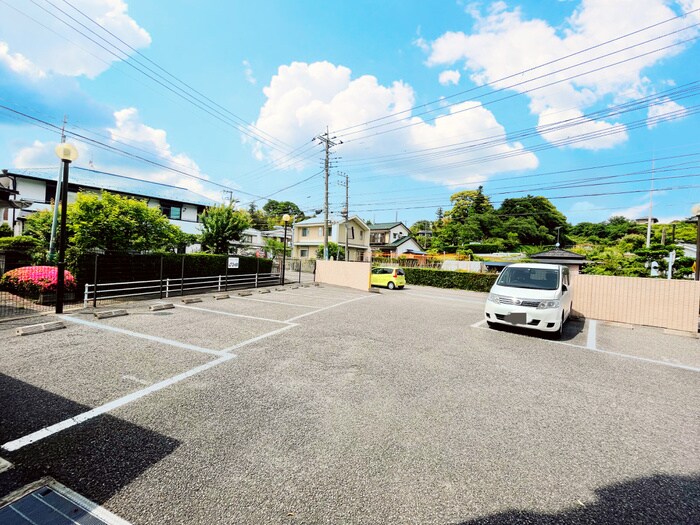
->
xmin=554 ymin=226 xmax=562 ymax=248
xmin=281 ymin=213 xmax=290 ymax=285
xmin=54 ymin=143 xmax=79 ymax=314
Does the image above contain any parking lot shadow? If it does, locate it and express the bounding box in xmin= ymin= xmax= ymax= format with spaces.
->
xmin=0 ymin=373 xmax=180 ymax=504
xmin=454 ymin=473 xmax=700 ymax=525
xmin=487 ymin=317 xmax=585 ymax=342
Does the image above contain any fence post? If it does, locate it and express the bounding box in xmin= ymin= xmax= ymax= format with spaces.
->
xmin=180 ymin=255 xmax=185 ymax=296
xmin=218 ymin=275 xmax=222 ymax=292
xmin=159 ymin=256 xmax=164 ymax=299
xmin=83 ymin=284 xmax=89 ymax=307
xmin=255 ymin=257 xmax=259 ymax=288
xmin=225 ymin=256 xmax=229 ymax=292
xmin=92 ymin=253 xmax=99 ymax=308
xmin=166 ymin=278 xmax=170 ymax=298
xmin=298 ymin=259 xmax=301 ymax=283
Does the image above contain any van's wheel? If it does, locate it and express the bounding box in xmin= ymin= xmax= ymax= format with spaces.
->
xmin=387 ymin=282 xmax=396 ymax=290
xmin=486 ymin=321 xmax=495 ymax=329
xmin=554 ymin=312 xmax=565 ymax=340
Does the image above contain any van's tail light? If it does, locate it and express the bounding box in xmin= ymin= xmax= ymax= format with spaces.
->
xmin=393 ymin=270 xmax=398 ymax=278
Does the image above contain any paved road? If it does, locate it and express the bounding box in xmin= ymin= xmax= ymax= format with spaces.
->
xmin=1 ymin=284 xmax=698 ymax=524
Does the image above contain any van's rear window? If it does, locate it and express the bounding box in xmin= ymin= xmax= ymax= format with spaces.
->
xmin=496 ymin=267 xmax=559 ymax=290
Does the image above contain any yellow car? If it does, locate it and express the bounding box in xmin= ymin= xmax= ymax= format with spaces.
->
xmin=371 ymin=266 xmax=406 ymax=290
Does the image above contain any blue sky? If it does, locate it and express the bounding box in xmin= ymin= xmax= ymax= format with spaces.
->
xmin=2 ymin=0 xmax=700 ymax=227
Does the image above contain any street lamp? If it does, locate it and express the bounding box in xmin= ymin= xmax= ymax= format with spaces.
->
xmin=54 ymin=143 xmax=79 ymax=314
xmin=281 ymin=213 xmax=290 ymax=285
xmin=554 ymin=226 xmax=562 ymax=248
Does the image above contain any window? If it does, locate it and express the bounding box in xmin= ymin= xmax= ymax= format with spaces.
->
xmin=360 ymin=230 xmax=364 ymax=240
xmin=318 ymin=227 xmax=323 ymax=237
xmin=161 ymin=203 xmax=182 ymax=220
xmin=350 ymin=226 xmax=355 ymax=239
xmin=300 ymin=249 xmax=308 ymax=257
xmin=302 ymin=227 xmax=309 ymax=237
xmin=393 ymin=232 xmax=399 ymax=239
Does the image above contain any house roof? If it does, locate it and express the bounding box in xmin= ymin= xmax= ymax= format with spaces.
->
xmin=531 ymin=247 xmax=585 ymax=260
xmin=374 ymin=236 xmax=424 ymax=250
xmin=9 ymin=168 xmax=218 ymax=207
xmin=295 ymin=215 xmax=369 ymax=229
xmin=368 ymin=222 xmax=404 ymax=230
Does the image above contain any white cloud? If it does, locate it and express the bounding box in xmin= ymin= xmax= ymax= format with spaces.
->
xmin=425 ymin=0 xmax=700 ymax=150
xmin=537 ymin=107 xmax=628 ymax=150
xmin=0 ymin=42 xmax=45 ymax=79
xmin=438 ymin=70 xmax=461 ymax=86
xmin=12 ymin=108 xmax=221 ymax=202
xmin=0 ymin=0 xmax=150 ymax=79
xmin=646 ymin=98 xmax=688 ymax=128
xmin=250 ymin=61 xmax=538 ymax=186
xmin=242 ymin=59 xmax=256 ymax=85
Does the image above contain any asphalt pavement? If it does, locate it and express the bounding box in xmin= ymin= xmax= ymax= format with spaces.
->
xmin=0 ymin=284 xmax=698 ymax=524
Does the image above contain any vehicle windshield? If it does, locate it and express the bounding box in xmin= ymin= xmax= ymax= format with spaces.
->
xmin=496 ymin=267 xmax=559 ymax=290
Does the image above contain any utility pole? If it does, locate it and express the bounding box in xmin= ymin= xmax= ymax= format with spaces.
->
xmin=315 ymin=128 xmax=341 ymax=260
xmin=339 ymin=172 xmax=349 ymax=261
xmin=48 ymin=115 xmax=68 ymax=262
xmin=646 ymin=156 xmax=655 ymax=249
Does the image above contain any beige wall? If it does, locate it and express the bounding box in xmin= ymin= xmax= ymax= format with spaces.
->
xmin=572 ymin=274 xmax=700 ymax=333
xmin=315 ymin=260 xmax=370 ymax=291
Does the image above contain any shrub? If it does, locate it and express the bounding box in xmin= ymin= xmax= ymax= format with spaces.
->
xmin=403 ymin=267 xmax=497 ymax=292
xmin=0 ymin=235 xmax=39 ymax=252
xmin=0 ymin=223 xmax=12 ymax=237
xmin=0 ymin=266 xmax=76 ymax=297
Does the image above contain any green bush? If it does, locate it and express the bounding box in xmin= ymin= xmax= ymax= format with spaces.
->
xmin=0 ymin=236 xmax=39 ymax=252
xmin=403 ymin=267 xmax=497 ymax=292
xmin=0 ymin=223 xmax=12 ymax=237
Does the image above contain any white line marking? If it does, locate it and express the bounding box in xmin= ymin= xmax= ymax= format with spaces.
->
xmin=63 ymin=316 xmax=224 ymax=356
xmin=471 ymin=319 xmax=487 ymax=328
xmin=586 ymin=320 xmax=597 ymax=350
xmin=122 ymin=375 xmax=149 ymax=386
xmin=175 ymin=304 xmax=293 ymax=324
xmin=222 ymin=323 xmax=297 ymax=352
xmin=285 ymin=294 xmax=376 ymax=322
xmin=404 ymin=292 xmax=486 ymax=305
xmin=229 ymin=295 xmax=318 ymax=308
xmin=2 ymin=354 xmax=235 ymax=452
xmin=472 ymin=321 xmax=700 ymax=373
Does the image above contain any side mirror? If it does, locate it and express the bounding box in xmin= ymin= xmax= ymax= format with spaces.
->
xmin=562 ymin=284 xmax=568 ymax=292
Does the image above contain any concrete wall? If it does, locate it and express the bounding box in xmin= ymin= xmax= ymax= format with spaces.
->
xmin=315 ymin=260 xmax=370 ymax=291
xmin=572 ymin=274 xmax=700 ymax=333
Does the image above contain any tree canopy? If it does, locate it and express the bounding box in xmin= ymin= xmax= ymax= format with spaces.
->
xmin=200 ymin=204 xmax=252 ymax=254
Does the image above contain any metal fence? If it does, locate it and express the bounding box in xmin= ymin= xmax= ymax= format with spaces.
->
xmin=83 ymin=271 xmax=283 ymax=306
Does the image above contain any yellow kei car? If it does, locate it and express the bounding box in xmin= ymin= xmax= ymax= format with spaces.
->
xmin=371 ymin=266 xmax=406 ymax=290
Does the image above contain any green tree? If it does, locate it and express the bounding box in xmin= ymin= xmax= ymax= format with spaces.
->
xmin=200 ymin=204 xmax=252 ymax=254
xmin=22 ymin=192 xmax=185 ymax=256
xmin=262 ymin=200 xmax=305 ymax=221
xmin=316 ymin=242 xmax=344 ymax=261
xmin=0 ymin=223 xmax=12 ymax=237
xmin=69 ymin=192 xmax=184 ymax=253
xmin=264 ymin=237 xmax=289 ymax=258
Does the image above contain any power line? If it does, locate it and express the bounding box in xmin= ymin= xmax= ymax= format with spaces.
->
xmin=331 ymin=7 xmax=700 ymax=136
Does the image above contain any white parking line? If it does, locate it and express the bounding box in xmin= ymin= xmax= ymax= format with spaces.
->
xmin=63 ymin=316 xmax=225 ymax=356
xmin=404 ymin=292 xmax=486 ymax=305
xmin=229 ymin=295 xmax=318 ymax=309
xmin=222 ymin=323 xmax=297 ymax=352
xmin=472 ymin=319 xmax=700 ymax=373
xmin=175 ymin=304 xmax=293 ymax=324
xmin=286 ymin=294 xmax=376 ymax=322
xmin=2 ymin=353 xmax=236 ymax=452
xmin=586 ymin=320 xmax=597 ymax=350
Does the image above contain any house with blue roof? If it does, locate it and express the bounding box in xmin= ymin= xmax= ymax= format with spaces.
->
xmin=1 ymin=168 xmax=218 ymax=237
xmin=369 ymin=221 xmax=424 ymax=257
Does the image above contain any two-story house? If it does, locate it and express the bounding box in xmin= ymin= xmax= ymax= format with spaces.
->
xmin=1 ymin=168 xmax=216 ymax=238
xmin=292 ymin=216 xmax=370 ymax=261
xmin=369 ymin=222 xmax=424 ymax=257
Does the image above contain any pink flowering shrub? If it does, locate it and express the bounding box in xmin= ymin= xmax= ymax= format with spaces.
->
xmin=0 ymin=266 xmax=76 ymax=297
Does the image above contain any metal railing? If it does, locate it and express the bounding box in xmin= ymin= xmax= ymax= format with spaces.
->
xmin=84 ymin=272 xmax=281 ymax=307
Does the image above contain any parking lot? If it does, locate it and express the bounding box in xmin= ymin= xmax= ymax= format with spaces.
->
xmin=1 ymin=284 xmax=698 ymax=524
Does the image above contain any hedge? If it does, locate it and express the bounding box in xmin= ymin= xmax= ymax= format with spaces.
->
xmin=70 ymin=252 xmax=273 ymax=292
xmin=441 ymin=243 xmax=502 ymax=254
xmin=403 ymin=267 xmax=497 ymax=292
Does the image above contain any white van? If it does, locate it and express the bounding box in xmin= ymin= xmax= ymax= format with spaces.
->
xmin=483 ymin=263 xmax=572 ymax=338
